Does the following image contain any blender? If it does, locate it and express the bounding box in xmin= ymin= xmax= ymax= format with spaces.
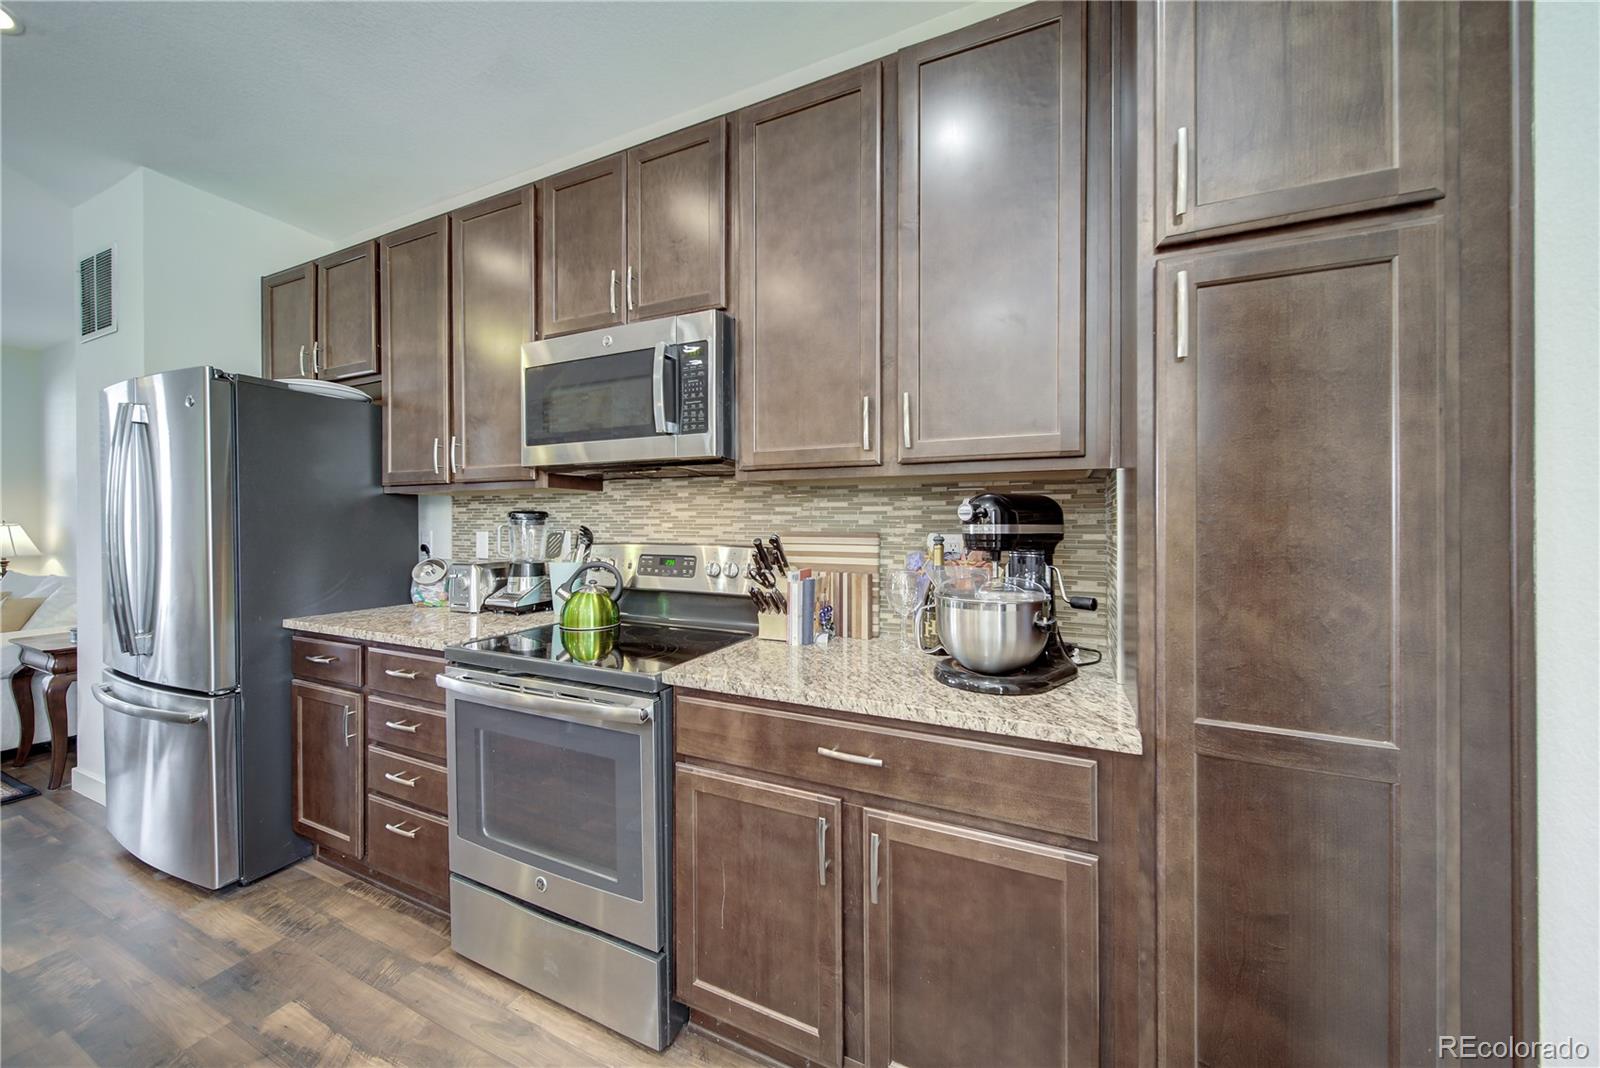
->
xmin=484 ymin=510 xmax=553 ymax=612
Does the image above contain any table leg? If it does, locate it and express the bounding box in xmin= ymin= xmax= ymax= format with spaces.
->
xmin=10 ymin=666 xmax=37 ymax=766
xmin=43 ymin=672 xmax=74 ymax=790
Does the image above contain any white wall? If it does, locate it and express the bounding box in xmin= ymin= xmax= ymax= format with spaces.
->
xmin=1 ymin=166 xmax=77 ymax=350
xmin=0 ymin=343 xmax=75 ymax=574
xmin=68 ymin=168 xmax=324 ymax=803
xmin=1534 ymin=2 xmax=1600 ymax=1061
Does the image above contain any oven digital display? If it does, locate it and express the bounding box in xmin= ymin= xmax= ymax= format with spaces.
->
xmin=637 ymin=554 xmax=695 ymax=578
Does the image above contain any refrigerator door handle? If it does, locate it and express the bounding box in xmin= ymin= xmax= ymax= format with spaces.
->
xmin=124 ymin=405 xmax=159 ymax=657
xmin=104 ymin=404 xmax=136 ymax=655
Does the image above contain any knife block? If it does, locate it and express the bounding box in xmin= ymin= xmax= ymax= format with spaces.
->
xmin=757 ymin=611 xmax=788 ymax=642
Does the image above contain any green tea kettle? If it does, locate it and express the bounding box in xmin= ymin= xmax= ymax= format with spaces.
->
xmin=556 ymin=560 xmax=624 ymax=632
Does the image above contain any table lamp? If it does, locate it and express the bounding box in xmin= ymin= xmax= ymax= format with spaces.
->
xmin=0 ymin=521 xmax=41 ymax=576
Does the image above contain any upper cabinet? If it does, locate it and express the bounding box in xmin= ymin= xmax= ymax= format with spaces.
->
xmin=316 ymin=240 xmax=382 ymax=380
xmin=1154 ymin=0 xmax=1447 ymax=246
xmin=379 ymin=217 xmax=452 ymax=487
xmin=897 ymin=2 xmax=1102 ymax=465
xmin=261 ymin=263 xmax=317 ymax=380
xmin=737 ymin=65 xmax=884 ymax=472
xmin=540 ymin=119 xmax=728 ymax=337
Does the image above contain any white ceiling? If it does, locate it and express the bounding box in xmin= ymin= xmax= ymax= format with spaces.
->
xmin=1 ymin=1 xmax=971 ymax=241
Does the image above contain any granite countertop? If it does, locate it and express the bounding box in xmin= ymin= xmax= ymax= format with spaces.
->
xmin=282 ymin=604 xmax=555 ymax=651
xmin=662 ymin=636 xmax=1142 ymax=755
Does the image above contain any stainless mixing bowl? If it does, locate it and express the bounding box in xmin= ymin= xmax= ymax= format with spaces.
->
xmin=937 ymin=589 xmax=1052 ymax=675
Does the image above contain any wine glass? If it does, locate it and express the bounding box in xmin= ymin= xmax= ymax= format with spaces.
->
xmin=885 ymin=569 xmax=921 ymax=651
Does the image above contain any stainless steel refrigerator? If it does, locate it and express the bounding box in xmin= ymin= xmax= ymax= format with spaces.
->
xmin=94 ymin=366 xmax=416 ymax=889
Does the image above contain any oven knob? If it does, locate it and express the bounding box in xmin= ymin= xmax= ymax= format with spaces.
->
xmin=534 ymin=876 xmax=548 ymax=893
xmin=706 ymin=562 xmax=722 ymax=578
xmin=724 ymin=561 xmax=741 ymax=579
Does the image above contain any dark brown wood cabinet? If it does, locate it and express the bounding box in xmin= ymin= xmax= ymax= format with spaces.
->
xmin=1154 ymin=0 xmax=1447 ymax=246
xmin=736 ymin=65 xmax=884 ymax=471
xmin=1154 ymin=224 xmax=1447 ymax=1065
xmin=290 ymin=679 xmax=363 ymax=853
xmin=261 ymin=263 xmax=317 ymax=380
xmin=451 ymin=188 xmax=535 ymax=481
xmin=541 ymin=120 xmax=727 ymax=338
xmin=897 ymin=2 xmax=1096 ymax=464
xmin=380 ymin=216 xmax=452 ymax=486
xmin=863 ymin=810 xmax=1100 ymax=1068
xmin=675 ymin=765 xmax=843 ymax=1066
xmin=315 ymin=240 xmax=381 ymax=380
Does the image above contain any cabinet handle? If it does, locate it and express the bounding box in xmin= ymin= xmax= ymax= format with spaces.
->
xmin=383 ymin=771 xmax=419 ymax=788
xmin=817 ymin=745 xmax=883 ymax=768
xmin=311 ymin=341 xmax=323 ymax=374
xmin=384 ymin=668 xmax=419 ymax=680
xmin=449 ymin=435 xmax=461 ymax=474
xmin=817 ymin=816 xmax=830 ymax=887
xmin=1175 ymin=125 xmax=1188 ymax=218
xmin=861 ymin=396 xmax=871 ymax=451
xmin=384 ymin=719 xmax=421 ymax=733
xmin=298 ymin=345 xmax=308 ymax=377
xmin=869 ymin=831 xmax=881 ymax=905
xmin=383 ymin=821 xmax=419 ymax=839
xmin=432 ymin=437 xmax=441 ymax=476
xmin=343 ymin=707 xmax=357 ymax=746
xmin=901 ymin=392 xmax=912 ymax=450
xmin=1175 ymin=270 xmax=1189 ymax=362
xmin=626 ymin=266 xmax=636 ymax=312
xmin=304 ymin=654 xmax=337 ymax=664
xmin=609 ymin=269 xmax=618 ymax=316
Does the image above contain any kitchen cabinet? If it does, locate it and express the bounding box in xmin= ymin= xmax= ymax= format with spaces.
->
xmin=316 ymin=240 xmax=381 ymax=380
xmin=736 ymin=65 xmax=884 ymax=471
xmin=261 ymin=263 xmax=316 ymax=380
xmin=674 ymin=765 xmax=843 ymax=1066
xmin=290 ymin=680 xmax=363 ymax=854
xmin=863 ymin=810 xmax=1099 ymax=1068
xmin=1154 ymin=0 xmax=1447 ymax=246
xmin=1154 ymin=224 xmax=1448 ymax=1065
xmin=451 ymin=188 xmax=536 ymax=482
xmin=897 ymin=2 xmax=1096 ymax=465
xmin=540 ymin=119 xmax=727 ymax=337
xmin=379 ymin=216 xmax=452 ymax=486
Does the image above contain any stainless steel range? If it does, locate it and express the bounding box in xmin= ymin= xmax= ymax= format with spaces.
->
xmin=439 ymin=542 xmax=757 ymax=1050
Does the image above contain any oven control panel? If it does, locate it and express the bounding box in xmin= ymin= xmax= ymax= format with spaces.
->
xmin=594 ymin=542 xmax=754 ymax=595
xmin=636 ymin=553 xmax=697 ymax=579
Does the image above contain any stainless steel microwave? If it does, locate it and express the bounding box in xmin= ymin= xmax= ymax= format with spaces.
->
xmin=520 ymin=310 xmax=731 ymax=469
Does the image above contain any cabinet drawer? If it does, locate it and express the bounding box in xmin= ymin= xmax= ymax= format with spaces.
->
xmin=366 ymin=647 xmax=445 ymax=705
xmin=367 ymin=746 xmax=448 ymax=815
xmin=365 ymin=795 xmax=449 ymax=901
xmin=676 ymin=694 xmax=1098 ymax=841
xmin=292 ymin=635 xmax=363 ymax=688
xmin=366 ymin=695 xmax=447 ymax=761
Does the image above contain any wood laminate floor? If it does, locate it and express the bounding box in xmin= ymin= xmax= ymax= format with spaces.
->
xmin=0 ymin=757 xmax=760 ymax=1068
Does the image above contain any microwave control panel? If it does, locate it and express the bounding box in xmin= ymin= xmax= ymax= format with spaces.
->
xmin=674 ymin=342 xmax=709 ymax=433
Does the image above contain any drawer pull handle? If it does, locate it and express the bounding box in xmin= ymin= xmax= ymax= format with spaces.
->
xmin=383 ymin=821 xmax=419 ymax=839
xmin=384 ymin=719 xmax=421 ymax=733
xmin=383 ymin=771 xmax=419 ymax=788
xmin=817 ymin=746 xmax=883 ymax=768
xmin=384 ymin=668 xmax=420 ymax=680
xmin=870 ymin=831 xmax=882 ymax=905
xmin=304 ymin=654 xmax=337 ymax=664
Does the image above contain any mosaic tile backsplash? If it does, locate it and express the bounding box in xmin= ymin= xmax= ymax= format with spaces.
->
xmin=452 ymin=475 xmax=1119 ymax=651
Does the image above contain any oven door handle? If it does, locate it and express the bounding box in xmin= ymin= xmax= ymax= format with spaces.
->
xmin=651 ymin=342 xmax=678 ymax=435
xmin=435 ymin=672 xmax=653 ymax=724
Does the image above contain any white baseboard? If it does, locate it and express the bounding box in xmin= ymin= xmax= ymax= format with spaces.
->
xmin=71 ymin=767 xmax=105 ymax=805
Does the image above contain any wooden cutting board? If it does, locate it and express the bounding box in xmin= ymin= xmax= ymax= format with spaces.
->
xmin=777 ymin=532 xmax=880 ymax=639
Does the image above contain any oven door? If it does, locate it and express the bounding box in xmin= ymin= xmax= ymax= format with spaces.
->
xmin=440 ymin=669 xmax=664 ymax=951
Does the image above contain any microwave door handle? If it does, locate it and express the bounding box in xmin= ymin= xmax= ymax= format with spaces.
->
xmin=651 ymin=343 xmax=678 ymax=435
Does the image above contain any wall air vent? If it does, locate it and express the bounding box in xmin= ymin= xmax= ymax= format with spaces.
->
xmin=78 ymin=246 xmax=116 ymax=341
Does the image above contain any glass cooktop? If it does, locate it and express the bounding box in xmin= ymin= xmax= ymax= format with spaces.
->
xmin=445 ymin=621 xmax=751 ymax=694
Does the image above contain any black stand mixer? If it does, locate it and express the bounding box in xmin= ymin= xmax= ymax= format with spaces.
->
xmin=933 ymin=492 xmax=1100 ymax=696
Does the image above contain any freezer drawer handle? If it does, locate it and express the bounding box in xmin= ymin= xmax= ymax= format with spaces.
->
xmin=384 ymin=668 xmax=420 ymax=680
xmin=304 ymin=654 xmax=338 ymax=664
xmin=384 ymin=821 xmax=420 ymax=839
xmin=91 ymin=684 xmax=206 ymax=725
xmin=384 ymin=719 xmax=421 ymax=733
xmin=383 ymin=771 xmax=420 ymax=788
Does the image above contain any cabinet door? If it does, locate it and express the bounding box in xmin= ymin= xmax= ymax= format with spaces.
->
xmin=1155 ymin=226 xmax=1446 ymax=1065
xmin=261 ymin=263 xmax=316 ymax=380
xmin=675 ymin=765 xmax=843 ymax=1066
xmin=737 ymin=65 xmax=883 ymax=471
xmin=379 ymin=217 xmax=452 ymax=486
xmin=898 ymin=3 xmax=1088 ymax=463
xmin=452 ymin=188 xmax=535 ymax=482
xmin=1155 ymin=0 xmax=1447 ymax=245
xmin=863 ymin=810 xmax=1099 ymax=1068
xmin=316 ymin=240 xmax=381 ymax=380
xmin=540 ymin=155 xmax=626 ymax=337
xmin=626 ymin=119 xmax=727 ymax=320
xmin=291 ymin=680 xmax=364 ymax=854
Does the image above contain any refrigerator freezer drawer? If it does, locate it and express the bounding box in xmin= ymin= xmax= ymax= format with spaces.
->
xmin=97 ymin=671 xmax=241 ymax=889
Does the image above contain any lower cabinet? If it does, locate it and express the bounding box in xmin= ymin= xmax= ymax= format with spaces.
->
xmin=290 ymin=680 xmax=363 ymax=853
